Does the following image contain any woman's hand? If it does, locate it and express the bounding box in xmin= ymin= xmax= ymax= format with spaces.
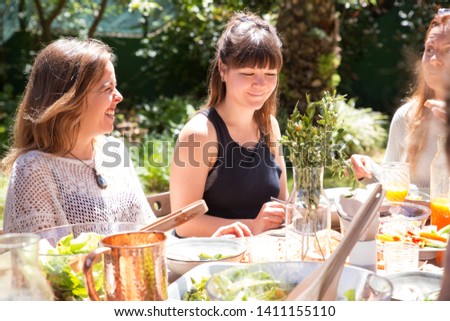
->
xmin=425 ymin=99 xmax=447 ymax=123
xmin=350 ymin=154 xmax=375 ymax=180
xmin=211 ymin=221 xmax=252 ymax=238
xmin=252 ymin=201 xmax=285 ymax=235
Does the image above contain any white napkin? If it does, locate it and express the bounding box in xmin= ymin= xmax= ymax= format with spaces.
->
xmin=335 ymin=185 xmax=382 ymax=272
xmin=335 ymin=185 xmax=380 ymax=241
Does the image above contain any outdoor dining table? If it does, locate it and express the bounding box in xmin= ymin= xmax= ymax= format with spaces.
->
xmin=167 ymin=186 xmax=446 ymax=301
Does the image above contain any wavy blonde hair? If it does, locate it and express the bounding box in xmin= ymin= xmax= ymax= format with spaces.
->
xmin=204 ymin=12 xmax=283 ymax=153
xmin=2 ymin=38 xmax=113 ymax=174
xmin=406 ymin=12 xmax=450 ymax=170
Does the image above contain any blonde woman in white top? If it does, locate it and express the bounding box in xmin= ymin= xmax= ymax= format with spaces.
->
xmin=351 ymin=9 xmax=450 ymax=188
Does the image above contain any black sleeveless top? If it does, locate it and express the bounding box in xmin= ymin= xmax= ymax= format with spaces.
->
xmin=201 ymin=108 xmax=282 ymax=219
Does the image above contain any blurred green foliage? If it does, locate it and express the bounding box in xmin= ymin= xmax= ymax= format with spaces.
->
xmin=2 ymin=0 xmax=447 ymax=196
xmin=129 ymin=136 xmax=174 ymax=194
xmin=0 ymin=84 xmax=16 ymax=158
xmin=0 ymin=172 xmax=7 ymax=223
xmin=113 ymin=95 xmax=197 ymax=193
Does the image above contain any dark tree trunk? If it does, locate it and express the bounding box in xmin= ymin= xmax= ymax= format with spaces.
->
xmin=276 ymin=0 xmax=341 ymax=113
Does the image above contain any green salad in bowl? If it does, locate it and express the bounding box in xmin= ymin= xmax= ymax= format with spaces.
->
xmin=204 ymin=262 xmax=393 ymax=301
xmin=36 ymin=222 xmax=143 ymax=300
xmin=39 ymin=232 xmax=103 ymax=300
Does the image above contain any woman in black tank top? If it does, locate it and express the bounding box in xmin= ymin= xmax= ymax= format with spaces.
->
xmin=170 ymin=12 xmax=288 ymax=237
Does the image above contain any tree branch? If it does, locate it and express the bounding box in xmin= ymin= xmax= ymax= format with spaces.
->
xmin=88 ymin=0 xmax=107 ymax=38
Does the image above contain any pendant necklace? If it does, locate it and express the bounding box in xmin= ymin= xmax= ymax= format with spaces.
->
xmin=68 ymin=150 xmax=108 ymax=189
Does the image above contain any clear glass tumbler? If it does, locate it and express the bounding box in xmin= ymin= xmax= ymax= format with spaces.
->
xmin=383 ymin=242 xmax=419 ymax=274
xmin=381 ymin=162 xmax=410 ymax=202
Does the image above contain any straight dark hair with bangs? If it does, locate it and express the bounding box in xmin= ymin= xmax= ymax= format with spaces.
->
xmin=220 ymin=15 xmax=282 ymax=71
xmin=205 ymin=12 xmax=283 ymax=151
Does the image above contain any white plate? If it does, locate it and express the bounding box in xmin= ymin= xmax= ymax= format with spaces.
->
xmin=325 ymin=187 xmax=354 ymax=204
xmin=377 ymin=244 xmax=445 ymax=261
xmin=325 ymin=187 xmax=354 ymax=217
xmin=168 ymin=262 xmax=239 ymax=300
xmin=166 ymin=238 xmax=246 ymax=278
xmin=325 ymin=186 xmax=431 ymax=204
xmin=419 ymin=247 xmax=446 ymax=260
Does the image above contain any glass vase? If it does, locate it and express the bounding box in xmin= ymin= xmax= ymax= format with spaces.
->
xmin=285 ymin=166 xmax=331 ymax=261
xmin=0 ymin=233 xmax=54 ymax=300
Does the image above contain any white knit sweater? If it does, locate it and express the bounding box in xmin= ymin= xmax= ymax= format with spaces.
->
xmin=3 ymin=136 xmax=155 ymax=233
xmin=367 ymin=101 xmax=446 ymax=188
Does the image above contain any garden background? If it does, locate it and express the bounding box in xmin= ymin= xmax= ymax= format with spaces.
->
xmin=0 ymin=0 xmax=447 ymax=222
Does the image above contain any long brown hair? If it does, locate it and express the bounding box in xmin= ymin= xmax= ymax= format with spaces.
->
xmin=2 ymin=38 xmax=114 ymax=174
xmin=205 ymin=12 xmax=283 ymax=152
xmin=406 ymin=12 xmax=450 ymax=170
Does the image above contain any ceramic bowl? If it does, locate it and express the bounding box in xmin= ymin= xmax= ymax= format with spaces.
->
xmin=166 ymin=237 xmax=246 ymax=278
xmin=205 ymin=261 xmax=393 ymax=301
xmin=36 ymin=222 xmax=144 ymax=300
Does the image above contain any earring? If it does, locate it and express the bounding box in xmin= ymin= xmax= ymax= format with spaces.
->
xmin=221 ymin=74 xmax=225 ymax=82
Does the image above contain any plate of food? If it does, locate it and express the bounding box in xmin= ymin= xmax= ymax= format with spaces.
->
xmin=376 ymin=222 xmax=449 ymax=260
xmin=166 ymin=237 xmax=246 ymax=279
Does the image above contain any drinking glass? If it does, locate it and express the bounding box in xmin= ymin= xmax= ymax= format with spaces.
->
xmin=246 ymin=235 xmax=284 ymax=262
xmin=383 ymin=242 xmax=419 ymax=274
xmin=381 ymin=162 xmax=410 ymax=202
xmin=0 ymin=233 xmax=54 ymax=300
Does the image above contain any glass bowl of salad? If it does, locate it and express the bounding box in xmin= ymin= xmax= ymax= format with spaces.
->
xmin=36 ymin=222 xmax=144 ymax=301
xmin=205 ymin=261 xmax=393 ymax=301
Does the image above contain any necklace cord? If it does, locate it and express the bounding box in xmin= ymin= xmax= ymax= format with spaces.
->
xmin=67 ymin=151 xmax=108 ymax=189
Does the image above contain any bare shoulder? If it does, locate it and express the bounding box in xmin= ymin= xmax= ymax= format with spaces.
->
xmin=178 ymin=111 xmax=217 ymax=143
xmin=270 ymin=115 xmax=282 ymax=138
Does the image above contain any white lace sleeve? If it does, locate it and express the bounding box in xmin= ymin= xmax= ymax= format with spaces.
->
xmin=3 ymin=152 xmax=65 ymax=233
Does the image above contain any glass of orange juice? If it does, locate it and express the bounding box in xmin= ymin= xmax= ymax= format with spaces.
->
xmin=430 ymin=177 xmax=450 ymax=230
xmin=381 ymin=162 xmax=410 ymax=202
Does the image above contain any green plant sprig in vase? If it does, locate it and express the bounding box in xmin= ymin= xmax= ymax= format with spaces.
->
xmin=280 ymin=91 xmax=352 ymax=261
xmin=280 ymin=90 xmax=350 ymax=180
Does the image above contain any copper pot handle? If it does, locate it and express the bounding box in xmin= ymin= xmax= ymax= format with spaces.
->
xmin=83 ymin=247 xmax=110 ymax=301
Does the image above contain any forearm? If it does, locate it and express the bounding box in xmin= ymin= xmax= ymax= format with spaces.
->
xmin=175 ymin=214 xmax=255 ymax=237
